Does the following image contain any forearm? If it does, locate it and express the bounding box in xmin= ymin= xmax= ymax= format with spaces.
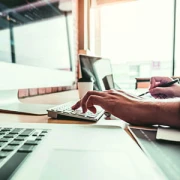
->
xmin=131 ymin=98 xmax=180 ymax=127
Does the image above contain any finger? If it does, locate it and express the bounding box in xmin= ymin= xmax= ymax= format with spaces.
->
xmin=149 ymin=78 xmax=162 ymax=89
xmin=152 ymin=76 xmax=172 ymax=84
xmin=86 ymin=95 xmax=105 ymax=113
xmin=149 ymin=77 xmax=156 ymax=89
xmin=151 ymin=76 xmax=168 ymax=82
xmin=152 ymin=94 xmax=159 ymax=99
xmin=87 ymin=106 xmax=97 ymax=114
xmin=71 ymin=100 xmax=81 ymax=110
xmin=158 ymin=94 xmax=167 ymax=99
xmin=81 ymin=91 xmax=107 ymax=112
xmin=154 ymin=94 xmax=167 ymax=99
xmin=149 ymin=87 xmax=169 ymax=95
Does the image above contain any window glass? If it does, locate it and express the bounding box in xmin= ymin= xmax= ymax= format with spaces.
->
xmin=14 ymin=16 xmax=71 ymax=69
xmin=0 ymin=1 xmax=73 ymax=71
xmin=90 ymin=0 xmax=174 ymax=89
xmin=0 ymin=29 xmax=11 ymax=63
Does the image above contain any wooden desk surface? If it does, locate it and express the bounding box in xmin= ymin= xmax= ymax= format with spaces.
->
xmin=0 ymin=90 xmax=126 ymax=128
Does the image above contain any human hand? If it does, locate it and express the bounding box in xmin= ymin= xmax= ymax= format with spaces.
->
xmin=72 ymin=89 xmax=143 ymax=124
xmin=149 ymin=76 xmax=180 ymax=98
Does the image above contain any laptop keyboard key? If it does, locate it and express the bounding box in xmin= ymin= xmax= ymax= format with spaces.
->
xmin=3 ymin=135 xmax=15 ymax=138
xmin=18 ymin=145 xmax=35 ymax=153
xmin=42 ymin=130 xmax=48 ymax=133
xmin=0 ymin=142 xmax=6 ymax=147
xmin=1 ymin=128 xmax=11 ymax=132
xmin=0 ymin=152 xmax=29 ymax=179
xmin=0 ymin=151 xmax=10 ymax=159
xmin=2 ymin=146 xmax=16 ymax=152
xmin=19 ymin=129 xmax=34 ymax=136
xmin=9 ymin=141 xmax=21 ymax=146
xmin=32 ymin=132 xmax=39 ymax=136
xmin=36 ymin=137 xmax=42 ymax=141
xmin=0 ymin=138 xmax=10 ymax=142
xmin=14 ymin=137 xmax=25 ymax=141
xmin=24 ymin=140 xmax=38 ymax=145
xmin=9 ymin=128 xmax=22 ymax=134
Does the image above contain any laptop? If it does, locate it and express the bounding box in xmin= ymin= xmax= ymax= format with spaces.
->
xmin=0 ymin=123 xmax=167 ymax=180
xmin=79 ymin=54 xmax=116 ymax=91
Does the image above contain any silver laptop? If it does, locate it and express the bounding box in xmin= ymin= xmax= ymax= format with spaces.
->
xmin=79 ymin=54 xmax=116 ymax=91
xmin=0 ymin=123 xmax=167 ymax=180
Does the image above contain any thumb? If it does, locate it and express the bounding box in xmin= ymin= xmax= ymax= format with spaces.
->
xmin=150 ymin=87 xmax=169 ymax=95
xmin=149 ymin=78 xmax=156 ymax=89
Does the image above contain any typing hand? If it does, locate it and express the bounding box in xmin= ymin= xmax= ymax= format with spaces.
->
xmin=71 ymin=89 xmax=148 ymax=125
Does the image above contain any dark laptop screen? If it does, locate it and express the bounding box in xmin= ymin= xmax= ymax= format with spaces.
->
xmin=79 ymin=54 xmax=115 ymax=91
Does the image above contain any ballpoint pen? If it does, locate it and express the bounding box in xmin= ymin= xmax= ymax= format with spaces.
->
xmin=138 ymin=78 xmax=179 ymax=97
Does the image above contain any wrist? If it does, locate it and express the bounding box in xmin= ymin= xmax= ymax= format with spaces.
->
xmin=134 ymin=100 xmax=160 ymax=125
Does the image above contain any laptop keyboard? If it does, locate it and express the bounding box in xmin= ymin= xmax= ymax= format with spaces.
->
xmin=47 ymin=101 xmax=105 ymax=121
xmin=0 ymin=127 xmax=49 ymax=180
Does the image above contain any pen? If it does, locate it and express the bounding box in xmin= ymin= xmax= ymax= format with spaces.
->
xmin=138 ymin=78 xmax=179 ymax=97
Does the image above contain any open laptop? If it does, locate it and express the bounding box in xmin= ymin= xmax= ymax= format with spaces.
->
xmin=0 ymin=123 xmax=167 ymax=180
xmin=79 ymin=54 xmax=116 ymax=91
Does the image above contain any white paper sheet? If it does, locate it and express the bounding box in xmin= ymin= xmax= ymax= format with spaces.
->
xmin=156 ymin=127 xmax=180 ymax=142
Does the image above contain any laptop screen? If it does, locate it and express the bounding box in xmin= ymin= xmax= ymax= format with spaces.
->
xmin=79 ymin=54 xmax=115 ymax=91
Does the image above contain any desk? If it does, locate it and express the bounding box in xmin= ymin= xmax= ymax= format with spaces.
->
xmin=0 ymin=90 xmax=176 ymax=179
xmin=135 ymin=77 xmax=150 ymax=89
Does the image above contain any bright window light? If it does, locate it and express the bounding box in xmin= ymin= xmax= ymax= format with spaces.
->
xmin=90 ymin=0 xmax=174 ymax=89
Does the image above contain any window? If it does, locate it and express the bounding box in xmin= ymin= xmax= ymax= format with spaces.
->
xmin=0 ymin=1 xmax=73 ymax=71
xmin=14 ymin=15 xmax=72 ymax=70
xmin=90 ymin=0 xmax=174 ymax=89
xmin=0 ymin=29 xmax=11 ymax=63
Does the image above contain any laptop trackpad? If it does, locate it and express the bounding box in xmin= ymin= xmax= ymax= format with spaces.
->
xmin=40 ymin=149 xmax=136 ymax=180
